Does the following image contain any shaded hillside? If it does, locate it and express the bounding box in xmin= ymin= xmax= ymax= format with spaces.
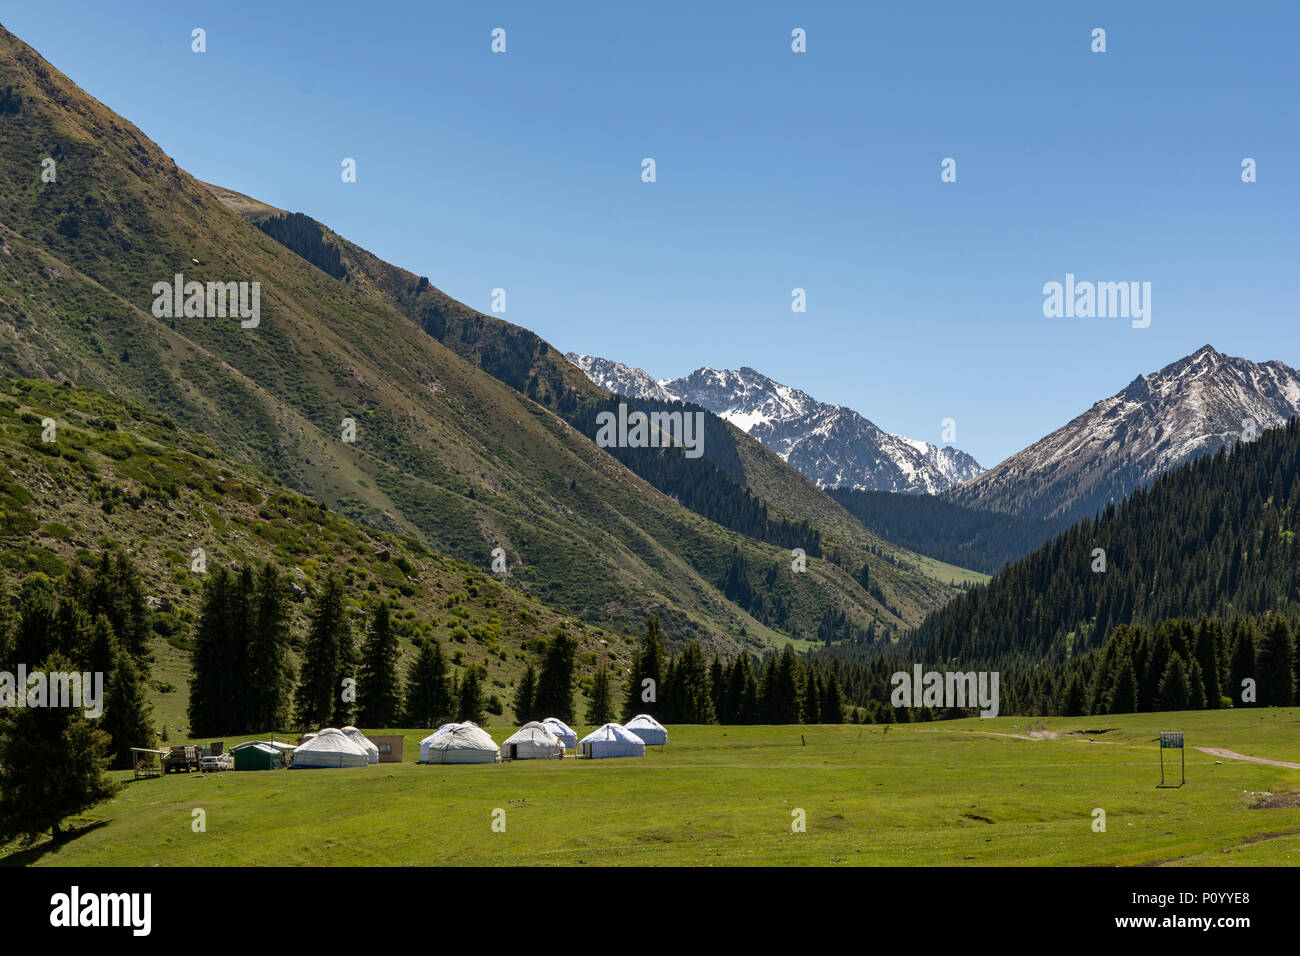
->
xmin=912 ymin=420 xmax=1300 ymax=666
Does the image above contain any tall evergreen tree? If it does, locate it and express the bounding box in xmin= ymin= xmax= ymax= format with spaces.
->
xmin=586 ymin=667 xmax=614 ymax=725
xmin=404 ymin=639 xmax=452 ymax=726
xmin=98 ymin=622 xmax=155 ymax=768
xmin=672 ymin=641 xmax=716 ymax=724
xmin=535 ymin=630 xmax=576 ymax=723
xmin=459 ymin=667 xmax=486 ymax=725
xmin=1107 ymin=656 xmax=1139 ymax=714
xmin=248 ymin=563 xmax=294 ymax=731
xmin=623 ymin=616 xmax=666 ymax=722
xmin=513 ymin=664 xmax=538 ymax=723
xmin=0 ymin=651 xmax=120 ymax=844
xmin=820 ymin=671 xmax=845 ymax=723
xmin=1192 ymin=617 xmax=1222 ymax=708
xmin=1227 ymin=618 xmax=1257 ymax=706
xmin=1255 ymin=614 xmax=1296 ymax=707
xmin=294 ymin=571 xmax=351 ymax=728
xmin=189 ymin=568 xmax=241 ymax=736
xmin=357 ymin=601 xmax=402 ymax=727
xmin=802 ymin=669 xmax=822 ymax=723
xmin=1156 ymin=652 xmax=1191 ymax=712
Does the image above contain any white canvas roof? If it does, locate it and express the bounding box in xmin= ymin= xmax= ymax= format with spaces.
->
xmin=625 ymin=714 xmax=668 ymax=745
xmin=420 ymin=722 xmax=501 ymax=764
xmin=291 ymin=728 xmax=370 ymax=768
xmin=503 ymin=721 xmax=562 ymax=759
xmin=541 ymin=717 xmax=578 ymax=747
xmin=579 ymin=723 xmax=645 ymax=759
xmin=341 ymin=726 xmax=380 ymax=764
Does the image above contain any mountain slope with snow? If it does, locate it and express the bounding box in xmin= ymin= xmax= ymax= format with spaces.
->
xmin=949 ymin=345 xmax=1300 ymax=522
xmin=566 ymin=354 xmax=983 ymax=494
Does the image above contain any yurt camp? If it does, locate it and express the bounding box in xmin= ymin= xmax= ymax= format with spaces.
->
xmin=625 ymin=714 xmax=668 ymax=746
xmin=290 ymin=728 xmax=371 ymax=768
xmin=420 ymin=722 xmax=501 ymax=764
xmin=503 ymin=721 xmax=563 ymax=760
xmin=341 ymin=726 xmax=380 ymax=764
xmin=579 ymin=723 xmax=646 ymax=759
xmin=541 ymin=717 xmax=578 ymax=751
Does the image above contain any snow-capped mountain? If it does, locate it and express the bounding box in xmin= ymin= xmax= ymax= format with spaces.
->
xmin=949 ymin=345 xmax=1300 ymax=522
xmin=566 ymin=353 xmax=983 ymax=494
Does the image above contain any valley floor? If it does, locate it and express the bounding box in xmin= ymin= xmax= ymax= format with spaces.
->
xmin=6 ymin=710 xmax=1299 ymax=867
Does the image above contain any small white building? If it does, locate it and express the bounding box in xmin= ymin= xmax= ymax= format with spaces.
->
xmin=503 ymin=721 xmax=563 ymax=760
xmin=579 ymin=723 xmax=645 ymax=759
xmin=541 ymin=717 xmax=578 ymax=751
xmin=625 ymin=714 xmax=668 ymax=746
xmin=420 ymin=722 xmax=501 ymax=764
xmin=290 ymin=728 xmax=370 ymax=768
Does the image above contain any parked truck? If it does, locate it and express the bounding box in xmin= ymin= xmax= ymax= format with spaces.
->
xmin=163 ymin=745 xmax=200 ymax=773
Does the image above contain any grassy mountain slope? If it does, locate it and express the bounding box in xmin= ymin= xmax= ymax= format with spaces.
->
xmin=0 ymin=23 xmax=956 ymax=650
xmin=0 ymin=376 xmax=639 ymax=736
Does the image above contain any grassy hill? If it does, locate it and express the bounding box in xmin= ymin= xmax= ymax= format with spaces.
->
xmin=6 ymin=710 xmax=1297 ymax=866
xmin=0 ymin=376 xmax=643 ymax=737
xmin=0 ymin=23 xmax=966 ymax=654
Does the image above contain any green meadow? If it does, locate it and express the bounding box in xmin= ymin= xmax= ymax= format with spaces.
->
xmin=6 ymin=709 xmax=1299 ymax=867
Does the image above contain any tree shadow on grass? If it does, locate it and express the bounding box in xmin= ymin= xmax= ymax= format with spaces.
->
xmin=0 ymin=819 xmax=110 ymax=867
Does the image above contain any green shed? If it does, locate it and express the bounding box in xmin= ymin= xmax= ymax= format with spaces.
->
xmin=232 ymin=742 xmax=282 ymax=771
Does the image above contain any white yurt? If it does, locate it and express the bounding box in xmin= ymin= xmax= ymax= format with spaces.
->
xmin=290 ymin=728 xmax=370 ymax=768
xmin=420 ymin=722 xmax=501 ymax=764
xmin=503 ymin=721 xmax=563 ymax=760
xmin=341 ymin=726 xmax=380 ymax=764
xmin=579 ymin=723 xmax=645 ymax=759
xmin=541 ymin=717 xmax=578 ymax=751
xmin=625 ymin=714 xmax=668 ymax=746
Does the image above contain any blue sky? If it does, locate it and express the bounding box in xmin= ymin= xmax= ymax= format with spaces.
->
xmin=6 ymin=2 xmax=1297 ymax=466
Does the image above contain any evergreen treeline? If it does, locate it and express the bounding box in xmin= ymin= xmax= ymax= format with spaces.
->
xmin=615 ymin=617 xmax=845 ymax=725
xmin=911 ymin=420 xmax=1300 ymax=666
xmin=1005 ymin=613 xmax=1296 ymax=716
xmin=828 ymin=487 xmax=1060 ymax=575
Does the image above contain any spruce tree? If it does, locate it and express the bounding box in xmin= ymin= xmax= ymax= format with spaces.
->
xmin=1107 ymin=656 xmax=1139 ymax=714
xmin=820 ymin=672 xmax=845 ymax=723
xmin=1192 ymin=617 xmax=1222 ymax=708
xmin=802 ymin=669 xmax=821 ymax=724
xmin=1227 ymin=618 xmax=1257 ymax=706
xmin=189 ymin=568 xmax=240 ymax=736
xmin=673 ymin=642 xmax=715 ymax=724
xmin=294 ymin=571 xmax=350 ymax=729
xmin=99 ymin=624 xmax=155 ymax=768
xmin=459 ymin=667 xmax=486 ymax=724
xmin=0 ymin=651 xmax=120 ymax=844
xmin=248 ymin=563 xmax=294 ymax=731
xmin=1256 ymin=614 xmax=1296 ymax=707
xmin=623 ymin=616 xmax=666 ymax=722
xmin=357 ymin=601 xmax=402 ymax=727
xmin=586 ymin=667 xmax=614 ymax=725
xmin=535 ymin=630 xmax=576 ymax=723
xmin=404 ymin=639 xmax=452 ymax=726
xmin=513 ymin=664 xmax=537 ymax=724
xmin=1156 ymin=652 xmax=1191 ymax=712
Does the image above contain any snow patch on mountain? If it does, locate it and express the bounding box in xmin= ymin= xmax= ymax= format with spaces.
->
xmin=566 ymin=353 xmax=984 ymax=494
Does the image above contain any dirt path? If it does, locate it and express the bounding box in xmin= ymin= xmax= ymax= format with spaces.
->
xmin=1196 ymin=747 xmax=1300 ymax=770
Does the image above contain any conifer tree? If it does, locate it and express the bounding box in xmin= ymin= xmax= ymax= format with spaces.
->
xmin=1157 ymin=652 xmax=1191 ymax=712
xmin=0 ymin=651 xmax=120 ymax=844
xmin=1256 ymin=614 xmax=1296 ymax=706
xmin=357 ymin=601 xmax=402 ymax=727
xmin=820 ymin=671 xmax=845 ymax=723
xmin=459 ymin=667 xmax=486 ymax=725
xmin=513 ymin=664 xmax=537 ymax=723
xmin=1107 ymin=656 xmax=1139 ymax=714
xmin=189 ymin=568 xmax=240 ymax=736
xmin=99 ymin=623 xmax=155 ymax=768
xmin=248 ymin=563 xmax=294 ymax=731
xmin=1227 ymin=618 xmax=1257 ymax=706
xmin=405 ymin=638 xmax=452 ymax=726
xmin=623 ymin=616 xmax=666 ymax=722
xmin=802 ymin=669 xmax=821 ymax=723
xmin=535 ymin=630 xmax=576 ymax=723
xmin=586 ymin=667 xmax=614 ymax=725
xmin=294 ymin=571 xmax=351 ymax=728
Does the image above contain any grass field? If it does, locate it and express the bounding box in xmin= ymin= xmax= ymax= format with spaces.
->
xmin=5 ymin=709 xmax=1299 ymax=867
